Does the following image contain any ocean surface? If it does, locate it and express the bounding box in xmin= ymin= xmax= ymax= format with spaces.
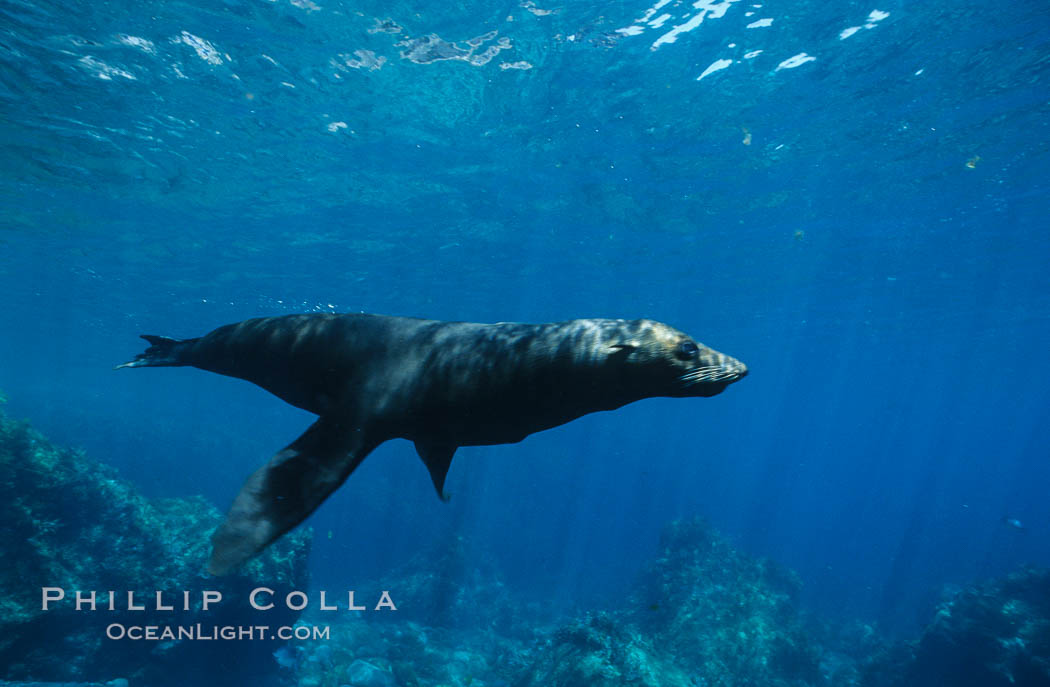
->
xmin=1 ymin=0 xmax=1049 ymax=682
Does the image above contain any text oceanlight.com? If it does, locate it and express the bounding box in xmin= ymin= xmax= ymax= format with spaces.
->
xmin=105 ymin=623 xmax=330 ymax=641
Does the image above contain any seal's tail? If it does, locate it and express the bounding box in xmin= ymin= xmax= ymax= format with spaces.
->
xmin=114 ymin=334 xmax=199 ymax=369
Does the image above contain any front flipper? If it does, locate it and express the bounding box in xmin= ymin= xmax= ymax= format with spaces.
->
xmin=414 ymin=443 xmax=457 ymax=502
xmin=209 ymin=418 xmax=375 ymax=575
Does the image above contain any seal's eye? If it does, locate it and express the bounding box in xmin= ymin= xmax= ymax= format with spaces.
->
xmin=676 ymin=341 xmax=699 ymax=360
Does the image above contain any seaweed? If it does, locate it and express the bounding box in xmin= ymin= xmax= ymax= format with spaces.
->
xmin=0 ymin=407 xmax=311 ymax=685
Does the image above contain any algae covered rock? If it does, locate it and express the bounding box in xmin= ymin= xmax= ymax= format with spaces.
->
xmin=290 ymin=615 xmax=521 ymax=687
xmin=904 ymin=567 xmax=1050 ymax=687
xmin=855 ymin=567 xmax=1050 ymax=687
xmin=380 ymin=533 xmax=519 ymax=633
xmin=516 ymin=518 xmax=821 ymax=687
xmin=631 ymin=518 xmax=821 ymax=687
xmin=346 ymin=658 xmax=398 ymax=687
xmin=517 ymin=611 xmax=693 ymax=687
xmin=0 ymin=409 xmax=311 ymax=685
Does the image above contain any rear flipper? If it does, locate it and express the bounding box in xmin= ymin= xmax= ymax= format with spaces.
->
xmin=114 ymin=334 xmax=199 ymax=369
xmin=208 ymin=417 xmax=376 ymax=575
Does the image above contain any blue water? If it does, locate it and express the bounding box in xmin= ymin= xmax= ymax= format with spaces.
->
xmin=1 ymin=0 xmax=1049 ymax=642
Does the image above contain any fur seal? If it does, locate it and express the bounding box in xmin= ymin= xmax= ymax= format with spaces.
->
xmin=117 ymin=313 xmax=747 ymax=574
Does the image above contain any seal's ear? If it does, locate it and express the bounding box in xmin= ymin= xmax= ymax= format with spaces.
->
xmin=609 ymin=343 xmax=637 ymax=357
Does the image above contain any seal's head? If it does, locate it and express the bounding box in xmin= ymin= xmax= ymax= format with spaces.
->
xmin=606 ymin=319 xmax=747 ymax=399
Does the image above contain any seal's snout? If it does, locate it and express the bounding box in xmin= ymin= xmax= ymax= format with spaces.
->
xmin=721 ymin=358 xmax=748 ymax=383
xmin=676 ymin=348 xmax=748 ymax=396
xmin=711 ymin=351 xmax=748 ymax=383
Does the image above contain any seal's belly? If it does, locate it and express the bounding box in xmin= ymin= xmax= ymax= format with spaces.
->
xmin=404 ymin=392 xmax=602 ymax=446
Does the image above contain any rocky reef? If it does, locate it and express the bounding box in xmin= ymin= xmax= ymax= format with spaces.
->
xmin=859 ymin=567 xmax=1050 ymax=687
xmin=5 ymin=402 xmax=1050 ymax=687
xmin=0 ymin=409 xmax=311 ymax=686
xmin=373 ymin=534 xmax=521 ymax=635
xmin=515 ymin=518 xmax=820 ymax=687
xmin=633 ymin=518 xmax=821 ymax=686
xmin=289 ymin=615 xmax=528 ymax=687
xmin=516 ymin=610 xmax=694 ymax=687
xmin=293 ymin=518 xmax=824 ymax=687
xmin=291 ymin=519 xmax=1050 ymax=687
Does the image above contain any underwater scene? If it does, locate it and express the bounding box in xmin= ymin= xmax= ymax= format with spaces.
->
xmin=1 ymin=0 xmax=1049 ymax=685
